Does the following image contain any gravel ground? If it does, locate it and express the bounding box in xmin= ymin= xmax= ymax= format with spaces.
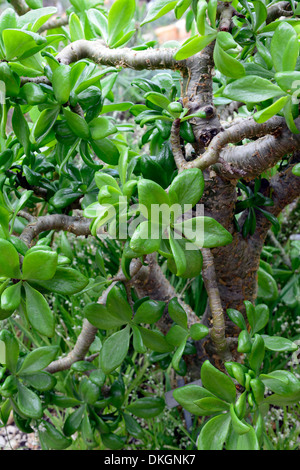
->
xmin=0 ymin=416 xmax=40 ymax=451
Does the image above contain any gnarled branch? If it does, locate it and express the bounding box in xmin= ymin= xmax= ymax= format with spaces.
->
xmin=186 ymin=116 xmax=286 ymax=174
xmin=20 ymin=214 xmax=91 ymax=246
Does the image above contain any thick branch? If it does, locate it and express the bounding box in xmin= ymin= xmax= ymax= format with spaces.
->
xmin=46 ymin=318 xmax=98 ymax=374
xmin=56 ymin=40 xmax=187 ymax=73
xmin=266 ymin=1 xmax=293 ymax=23
xmin=216 ymin=119 xmax=300 ymax=179
xmin=20 ymin=214 xmax=91 ymax=246
xmin=131 ymin=254 xmax=200 ymax=332
xmin=184 ymin=42 xmax=222 ymax=151
xmin=46 ymin=260 xmax=143 ymax=374
xmin=186 ymin=116 xmax=286 ymax=174
xmin=39 ymin=15 xmax=69 ymax=33
xmin=8 ymin=0 xmax=29 ymax=15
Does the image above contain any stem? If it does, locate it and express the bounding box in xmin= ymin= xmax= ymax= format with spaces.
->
xmin=170 ymin=118 xmax=186 ymax=171
xmin=201 ymin=248 xmax=230 ymax=359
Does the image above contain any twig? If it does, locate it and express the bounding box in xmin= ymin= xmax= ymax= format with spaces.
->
xmin=267 ymin=230 xmax=292 ymax=269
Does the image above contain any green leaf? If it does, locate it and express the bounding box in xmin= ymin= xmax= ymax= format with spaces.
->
xmin=257 ymin=267 xmax=278 ymax=301
xmin=101 ymin=433 xmax=125 ymax=450
xmin=196 ymin=0 xmax=207 ymax=35
xmin=10 ymin=190 xmax=33 ymax=236
xmin=0 ymin=239 xmax=21 ymax=279
xmin=137 ymin=179 xmax=170 ymax=221
xmin=3 ymin=29 xmax=46 ymax=60
xmin=270 ymin=22 xmax=298 ymax=72
xmin=223 ymin=76 xmax=284 ymax=103
xmin=173 ymin=384 xmax=216 ymax=415
xmin=100 ymin=325 xmax=130 ymax=374
xmin=201 ymin=360 xmax=236 ymax=403
xmin=18 ymin=6 xmax=56 ymax=32
xmin=24 ymin=283 xmax=55 ymax=338
xmin=1 ymin=282 xmax=21 ymax=312
xmin=22 ymin=250 xmax=58 ymax=281
xmin=84 ymin=303 xmax=126 ymax=329
xmin=175 ymin=0 xmax=192 ymax=19
xmin=168 ymin=297 xmax=188 ymax=329
xmin=197 ymin=413 xmax=231 ymax=450
xmin=141 ymin=0 xmax=178 ymax=26
xmin=132 ymin=325 xmax=147 ymax=353
xmin=283 ymin=97 xmax=299 ymax=134
xmin=89 ymin=117 xmax=117 ymax=140
xmin=252 ymin=0 xmax=267 ymax=31
xmin=194 ymin=397 xmax=230 ymax=414
xmin=237 ymin=330 xmax=252 ymax=353
xmin=190 ymin=323 xmax=209 ymax=340
xmin=133 ymin=300 xmax=165 ymax=324
xmin=244 ymin=300 xmax=255 ymax=330
xmin=175 ymin=216 xmax=233 ymax=248
xmin=253 ymin=96 xmax=289 ymax=123
xmin=126 ymin=397 xmax=165 ymax=418
xmin=174 ymin=33 xmax=217 ymax=60
xmin=261 ymin=335 xmax=298 ymax=352
xmin=39 ymin=420 xmax=72 ymax=450
xmin=63 ymin=405 xmax=85 ymax=437
xmin=214 ymin=40 xmax=245 ymax=79
xmin=168 ymin=168 xmax=204 ymax=211
xmin=87 ymin=9 xmax=108 ymax=42
xmin=106 ymin=285 xmax=132 ymax=324
xmin=130 ymin=221 xmax=162 ymax=255
xmin=69 ymin=12 xmax=85 ymax=42
xmin=20 ymin=83 xmax=46 ymax=106
xmin=252 ymin=304 xmax=269 ymax=334
xmin=17 ymin=346 xmax=58 ymax=376
xmin=123 ymin=413 xmax=144 ymax=439
xmin=293 ymin=163 xmax=300 ymax=176
xmin=90 ymin=138 xmax=120 ymax=165
xmin=12 ymin=105 xmax=30 ymax=156
xmin=17 ymin=382 xmax=42 ymax=419
xmin=226 ymin=308 xmax=247 ymax=330
xmin=172 ymin=339 xmax=187 ymax=371
xmin=169 ymin=230 xmax=187 ymax=277
xmin=144 ymin=92 xmax=170 ymax=110
xmin=63 ymin=109 xmax=90 ymax=140
xmin=248 ymin=334 xmax=265 ymax=374
xmin=32 ymin=267 xmax=89 ymax=295
xmin=24 ymin=372 xmax=56 ymax=392
xmin=166 ymin=324 xmax=189 ymax=347
xmin=32 ymin=106 xmax=60 ymax=144
xmin=236 ymin=426 xmax=259 ymax=450
xmin=0 ymin=330 xmax=19 ymax=373
xmin=275 ymin=71 xmax=300 ymax=93
xmin=260 ymin=370 xmax=300 ymax=395
xmin=79 ymin=377 xmax=100 ymax=405
xmin=257 ymin=207 xmax=281 ymax=231
xmin=138 ymin=326 xmax=173 ymax=353
xmin=52 ymin=65 xmax=72 ymax=105
xmin=107 ymin=0 xmax=135 ymax=47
